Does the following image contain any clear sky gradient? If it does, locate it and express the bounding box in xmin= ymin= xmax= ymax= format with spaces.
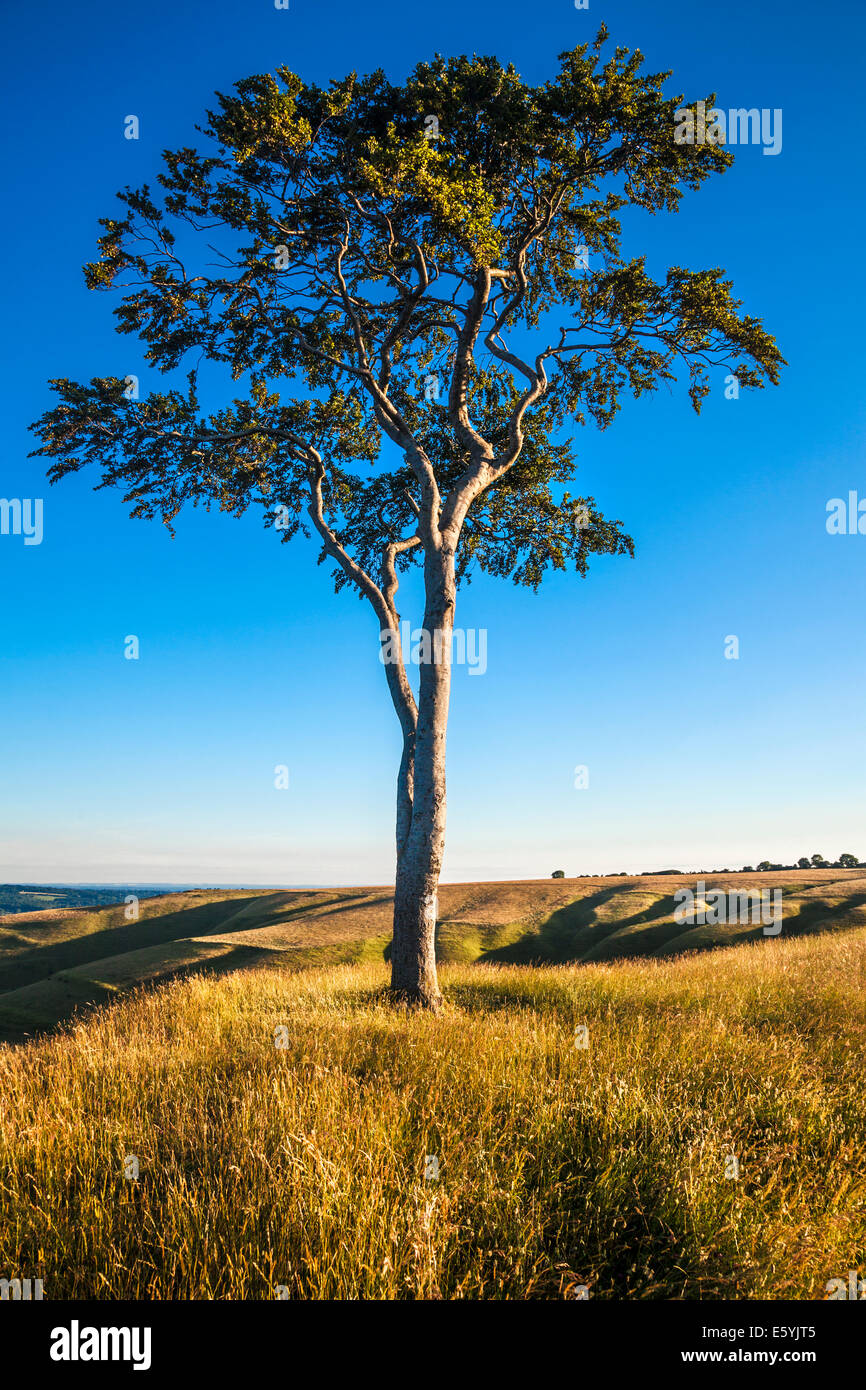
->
xmin=2 ymin=0 xmax=864 ymax=884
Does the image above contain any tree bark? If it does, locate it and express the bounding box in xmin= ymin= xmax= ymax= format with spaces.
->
xmin=389 ymin=543 xmax=456 ymax=1009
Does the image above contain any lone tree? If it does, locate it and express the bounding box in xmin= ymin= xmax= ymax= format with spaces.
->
xmin=30 ymin=28 xmax=782 ymax=1008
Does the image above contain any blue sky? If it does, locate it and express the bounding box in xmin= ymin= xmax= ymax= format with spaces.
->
xmin=2 ymin=0 xmax=865 ymax=885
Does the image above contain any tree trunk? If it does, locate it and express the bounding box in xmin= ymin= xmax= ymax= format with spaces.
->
xmin=391 ymin=847 xmax=442 ymax=1008
xmin=389 ymin=543 xmax=455 ymax=1009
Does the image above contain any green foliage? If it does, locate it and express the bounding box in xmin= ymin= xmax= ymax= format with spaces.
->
xmin=30 ymin=27 xmax=783 ymax=600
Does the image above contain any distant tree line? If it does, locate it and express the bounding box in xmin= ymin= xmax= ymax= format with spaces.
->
xmin=741 ymin=853 xmax=861 ymax=872
xmin=552 ymin=853 xmax=863 ymax=879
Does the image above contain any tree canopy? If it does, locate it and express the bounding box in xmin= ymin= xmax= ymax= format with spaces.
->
xmin=30 ymin=26 xmax=783 ymax=608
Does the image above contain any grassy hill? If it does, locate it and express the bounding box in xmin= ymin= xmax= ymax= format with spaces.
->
xmin=1 ymin=869 xmax=865 ymax=1043
xmin=0 ymin=921 xmax=864 ymax=1298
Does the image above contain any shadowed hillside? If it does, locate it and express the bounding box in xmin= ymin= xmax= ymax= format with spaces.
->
xmin=1 ymin=870 xmax=865 ymax=1043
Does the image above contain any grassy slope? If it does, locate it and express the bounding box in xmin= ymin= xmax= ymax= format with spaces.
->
xmin=1 ymin=870 xmax=865 ymax=1042
xmin=1 ymin=928 xmax=864 ymax=1299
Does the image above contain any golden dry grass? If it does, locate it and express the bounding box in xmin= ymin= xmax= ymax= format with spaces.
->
xmin=1 ymin=924 xmax=864 ymax=1300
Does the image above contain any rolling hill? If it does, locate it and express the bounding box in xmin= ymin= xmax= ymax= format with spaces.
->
xmin=1 ymin=869 xmax=865 ymax=1043
xmin=0 ymin=884 xmax=174 ymax=916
